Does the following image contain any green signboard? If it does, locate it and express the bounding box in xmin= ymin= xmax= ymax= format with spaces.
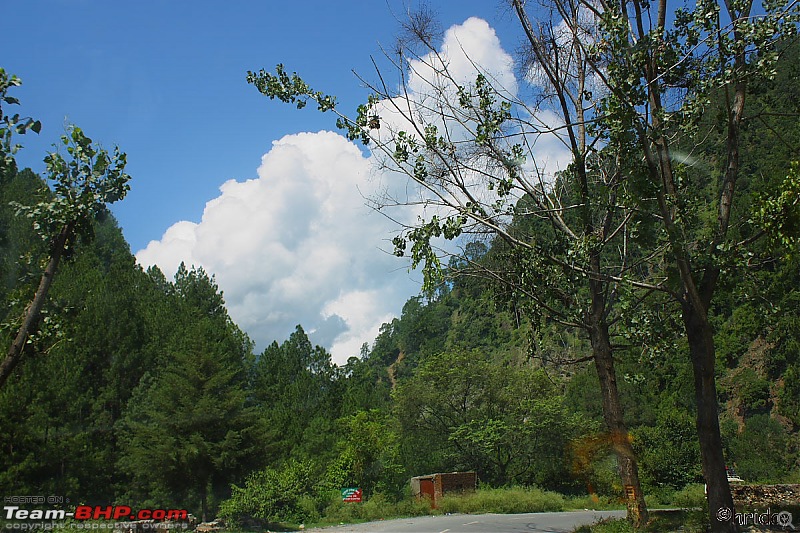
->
xmin=341 ymin=487 xmax=362 ymax=502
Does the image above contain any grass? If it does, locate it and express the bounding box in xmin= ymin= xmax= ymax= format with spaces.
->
xmin=573 ymin=518 xmax=635 ymax=533
xmin=634 ymin=483 xmax=709 ymax=510
xmin=227 ymin=484 xmax=753 ymax=532
xmin=573 ymin=509 xmax=709 ymax=533
xmin=437 ymin=486 xmax=566 ymax=514
xmin=250 ymin=487 xmax=574 ymax=530
xmin=317 ymin=492 xmax=432 ymax=526
xmin=571 ymin=484 xmax=710 ymax=532
xmin=565 ymin=494 xmax=627 ymax=511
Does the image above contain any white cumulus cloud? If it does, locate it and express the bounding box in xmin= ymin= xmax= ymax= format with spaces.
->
xmin=137 ymin=17 xmax=568 ymax=366
xmin=137 ymin=130 xmax=420 ymax=364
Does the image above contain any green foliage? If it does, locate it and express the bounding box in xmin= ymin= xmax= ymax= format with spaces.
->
xmin=320 ymin=492 xmax=431 ymax=525
xmin=574 ymin=517 xmax=634 ymax=533
xmin=339 ymin=353 xmax=392 ymax=415
xmin=671 ymin=484 xmax=708 ymax=510
xmin=0 ymin=168 xmax=47 ymax=312
xmin=115 ymin=266 xmax=255 ymax=518
xmin=563 ymin=367 xmax=605 ymax=422
xmin=246 ymin=64 xmax=382 ymax=148
xmin=394 ymin=349 xmax=588 ymax=489
xmin=0 ymin=217 xmax=142 ymax=498
xmin=722 ymin=414 xmax=791 ymax=482
xmin=566 ymin=494 xmax=626 ymax=511
xmin=249 ymin=325 xmax=342 ymax=465
xmin=632 ymin=411 xmax=703 ymax=491
xmin=779 ymin=363 xmax=800 ymax=426
xmin=13 ymin=126 xmax=130 ymax=245
xmin=571 ymin=452 xmax=626 ymax=500
xmin=753 ymin=161 xmax=800 ymax=253
xmin=583 ymin=512 xmax=712 ymax=533
xmin=0 ymin=118 xmax=132 ymax=392
xmin=325 ymin=410 xmax=405 ymax=499
xmin=218 ymin=459 xmax=322 ymax=524
xmin=246 ymin=64 xmax=337 ymax=113
xmin=0 ymin=69 xmax=41 ymax=172
xmin=727 ymin=367 xmax=771 ymax=412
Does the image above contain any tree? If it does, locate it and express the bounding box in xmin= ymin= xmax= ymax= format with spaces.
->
xmin=0 ymin=206 xmax=164 ymax=501
xmin=249 ymin=325 xmax=342 ymax=464
xmin=723 ymin=415 xmax=791 ymax=483
xmin=247 ymin=7 xmax=653 ymax=523
xmin=325 ymin=409 xmax=405 ymax=499
xmin=632 ymin=410 xmax=703 ymax=491
xmin=394 ymin=349 xmax=587 ymax=489
xmin=0 ymin=126 xmax=130 ymax=388
xmin=218 ymin=458 xmax=322 ymax=525
xmin=117 ymin=266 xmax=255 ymax=521
xmin=587 ymin=0 xmax=798 ymax=526
xmin=248 ymin=0 xmax=798 ymax=528
xmin=0 ymin=69 xmax=40 ymax=176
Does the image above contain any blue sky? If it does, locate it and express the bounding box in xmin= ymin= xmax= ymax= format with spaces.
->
xmin=5 ymin=1 xmax=531 ymax=363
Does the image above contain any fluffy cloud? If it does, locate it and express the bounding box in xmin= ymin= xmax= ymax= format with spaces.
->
xmin=368 ymin=17 xmax=523 ymax=225
xmin=407 ymin=17 xmax=517 ymax=97
xmin=374 ymin=17 xmax=517 ymax=148
xmin=137 ymin=130 xmax=420 ymax=364
xmin=137 ymin=17 xmax=570 ymax=366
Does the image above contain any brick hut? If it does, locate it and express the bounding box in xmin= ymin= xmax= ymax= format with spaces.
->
xmin=410 ymin=472 xmax=477 ymax=508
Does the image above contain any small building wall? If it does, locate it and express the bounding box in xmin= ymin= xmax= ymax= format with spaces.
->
xmin=410 ymin=472 xmax=477 ymax=508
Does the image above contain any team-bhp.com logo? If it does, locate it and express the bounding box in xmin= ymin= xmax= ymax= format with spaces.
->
xmin=716 ymin=506 xmax=795 ymax=530
xmin=73 ymin=507 xmax=187 ymax=521
xmin=5 ymin=506 xmax=188 ymax=521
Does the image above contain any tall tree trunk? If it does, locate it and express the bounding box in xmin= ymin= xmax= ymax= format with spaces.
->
xmin=0 ymin=221 xmax=74 ymax=389
xmin=589 ymin=280 xmax=649 ymax=528
xmin=512 ymin=2 xmax=648 ymax=525
xmin=683 ymin=302 xmax=738 ymax=533
xmin=638 ymin=63 xmax=743 ymax=533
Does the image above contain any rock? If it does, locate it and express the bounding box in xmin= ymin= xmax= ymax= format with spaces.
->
xmin=730 ymin=484 xmax=800 ymax=508
xmin=194 ymin=518 xmax=225 ymax=533
xmin=118 ymin=514 xmax=199 ymax=533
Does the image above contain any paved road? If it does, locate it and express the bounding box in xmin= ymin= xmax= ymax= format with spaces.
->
xmin=302 ymin=510 xmax=626 ymax=532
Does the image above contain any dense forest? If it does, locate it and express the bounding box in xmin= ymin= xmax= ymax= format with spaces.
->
xmin=1 ymin=30 xmax=799 ymax=533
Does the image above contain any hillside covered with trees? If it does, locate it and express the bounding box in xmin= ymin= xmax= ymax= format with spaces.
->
xmin=1 ymin=7 xmax=799 ymax=532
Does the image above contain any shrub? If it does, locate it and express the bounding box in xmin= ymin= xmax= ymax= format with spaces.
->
xmin=671 ymin=484 xmax=707 ymax=509
xmin=576 ymin=510 xmax=712 ymax=533
xmin=321 ymin=495 xmax=364 ymax=524
xmin=573 ymin=518 xmax=633 ymax=533
xmin=644 ymin=487 xmax=675 ymax=508
xmin=392 ymin=497 xmax=434 ymax=517
xmin=725 ymin=414 xmax=790 ymax=482
xmin=632 ymin=412 xmax=703 ymax=491
xmin=320 ymin=492 xmax=430 ymax=524
xmin=218 ymin=459 xmax=323 ymax=524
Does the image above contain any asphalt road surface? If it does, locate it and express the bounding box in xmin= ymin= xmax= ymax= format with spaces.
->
xmin=302 ymin=510 xmax=627 ymax=532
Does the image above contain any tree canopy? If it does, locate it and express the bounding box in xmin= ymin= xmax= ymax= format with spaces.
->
xmin=1 ymin=12 xmax=799 ymax=530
